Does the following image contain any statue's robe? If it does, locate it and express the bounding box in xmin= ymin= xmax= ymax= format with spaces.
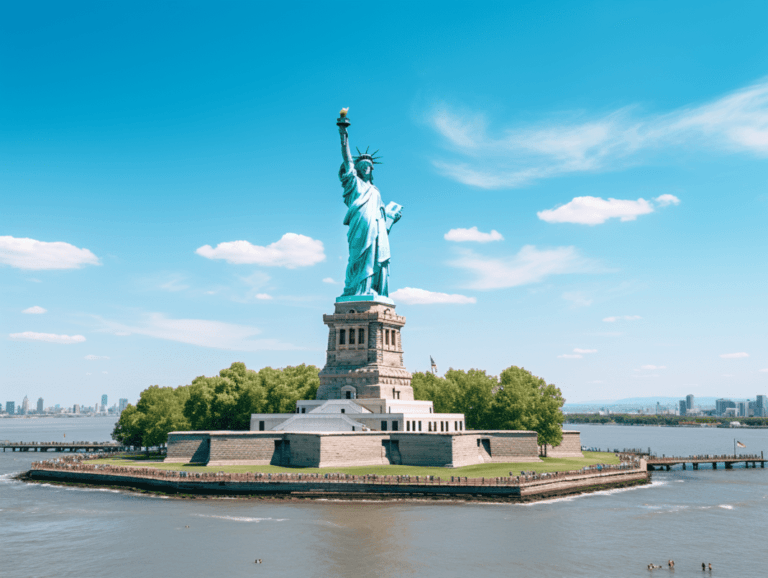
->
xmin=339 ymin=164 xmax=390 ymax=297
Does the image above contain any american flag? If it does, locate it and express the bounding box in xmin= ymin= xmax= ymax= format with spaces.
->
xmin=736 ymin=441 xmax=746 ymax=448
xmin=430 ymin=356 xmax=437 ymax=374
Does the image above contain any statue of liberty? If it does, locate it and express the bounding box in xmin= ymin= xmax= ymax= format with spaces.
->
xmin=337 ymin=109 xmax=402 ymax=300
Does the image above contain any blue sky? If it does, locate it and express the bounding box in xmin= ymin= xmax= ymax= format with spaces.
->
xmin=2 ymin=1 xmax=767 ymax=406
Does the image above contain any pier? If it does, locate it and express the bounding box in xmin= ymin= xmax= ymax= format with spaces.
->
xmin=1 ymin=441 xmax=124 ymax=453
xmin=645 ymin=452 xmax=765 ymax=471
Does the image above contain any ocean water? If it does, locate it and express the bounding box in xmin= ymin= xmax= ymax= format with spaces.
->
xmin=2 ymin=419 xmax=767 ymax=577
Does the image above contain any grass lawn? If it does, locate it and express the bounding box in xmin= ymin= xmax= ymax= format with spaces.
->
xmin=91 ymin=451 xmax=619 ymax=479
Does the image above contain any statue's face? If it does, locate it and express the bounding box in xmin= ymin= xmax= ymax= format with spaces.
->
xmin=356 ymin=161 xmax=373 ymax=182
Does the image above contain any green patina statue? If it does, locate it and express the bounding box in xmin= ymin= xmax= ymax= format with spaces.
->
xmin=337 ymin=109 xmax=402 ymax=301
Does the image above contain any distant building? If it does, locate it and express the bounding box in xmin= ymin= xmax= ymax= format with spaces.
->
xmin=679 ymin=400 xmax=687 ymax=416
xmin=755 ymin=395 xmax=767 ymax=418
xmin=118 ymin=398 xmax=128 ymax=413
xmin=101 ymin=394 xmax=108 ymax=408
xmin=655 ymin=402 xmax=662 ymax=415
xmin=73 ymin=404 xmax=80 ymax=414
xmin=716 ymin=399 xmax=735 ymax=417
xmin=737 ymin=401 xmax=748 ymax=417
xmin=5 ymin=401 xmax=14 ymax=415
xmin=37 ymin=397 xmax=44 ymax=414
xmin=21 ymin=396 xmax=29 ymax=415
xmin=723 ymin=407 xmax=738 ymax=418
xmin=686 ymin=394 xmax=694 ymax=411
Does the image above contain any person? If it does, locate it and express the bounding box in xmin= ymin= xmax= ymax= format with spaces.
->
xmin=708 ymin=563 xmax=712 ymax=571
xmin=337 ymin=120 xmax=401 ymax=298
xmin=702 ymin=563 xmax=706 ymax=571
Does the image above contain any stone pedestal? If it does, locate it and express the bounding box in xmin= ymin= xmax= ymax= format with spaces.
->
xmin=317 ymin=299 xmax=413 ymax=400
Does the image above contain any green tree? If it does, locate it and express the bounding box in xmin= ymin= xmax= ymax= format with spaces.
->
xmin=111 ymin=404 xmax=143 ymax=447
xmin=411 ymin=371 xmax=457 ymax=413
xmin=495 ymin=366 xmax=565 ymax=447
xmin=183 ymin=362 xmax=320 ymax=430
xmin=444 ymin=368 xmax=496 ymax=429
xmin=111 ymin=385 xmax=190 ymax=448
xmin=258 ymin=364 xmax=319 ymax=414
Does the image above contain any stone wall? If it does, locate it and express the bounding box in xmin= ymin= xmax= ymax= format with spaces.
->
xmin=394 ymin=434 xmax=455 ymax=467
xmin=544 ymin=430 xmax=583 ymax=458
xmin=486 ymin=431 xmax=541 ymax=462
xmin=316 ymin=434 xmax=390 ymax=468
xmin=207 ymin=432 xmax=284 ymax=466
xmin=284 ymin=434 xmax=322 ymax=467
xmin=166 ymin=430 xmax=542 ymax=468
xmin=165 ymin=433 xmax=210 ymax=463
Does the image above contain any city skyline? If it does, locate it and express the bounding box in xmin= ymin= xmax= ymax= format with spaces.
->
xmin=2 ymin=2 xmax=768 ymax=405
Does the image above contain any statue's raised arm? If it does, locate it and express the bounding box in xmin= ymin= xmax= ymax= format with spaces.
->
xmin=338 ymin=108 xmax=354 ymax=173
xmin=335 ymin=108 xmax=398 ymax=300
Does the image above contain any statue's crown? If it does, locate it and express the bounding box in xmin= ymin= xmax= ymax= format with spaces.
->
xmin=354 ymin=147 xmax=383 ymax=165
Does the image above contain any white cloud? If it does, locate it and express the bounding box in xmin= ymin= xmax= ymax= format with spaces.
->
xmin=558 ymin=354 xmax=583 ymax=359
xmin=22 ymin=306 xmax=47 ymax=314
xmin=10 ymin=332 xmax=86 ymax=344
xmin=573 ymin=348 xmax=597 ymax=354
xmin=430 ymin=80 xmax=768 ymax=188
xmin=102 ymin=371 xmax=108 ymax=374
xmin=759 ymin=368 xmax=768 ymax=373
xmin=720 ymin=352 xmax=749 ymax=359
xmin=255 ymin=293 xmax=273 ymax=300
xmin=391 ymin=287 xmax=476 ymax=305
xmin=85 ymin=354 xmax=110 ymax=360
xmin=538 ymin=197 xmax=654 ymax=225
xmin=94 ymin=313 xmax=297 ymax=351
xmin=538 ymin=194 xmax=681 ymax=226
xmin=196 ymin=233 xmax=325 ymax=268
xmin=450 ymin=245 xmax=598 ymax=290
xmin=444 ymin=227 xmax=504 ymax=243
xmin=603 ymin=315 xmax=642 ymax=322
xmin=562 ymin=292 xmax=593 ymax=307
xmin=0 ymin=236 xmax=100 ymax=270
xmin=322 ymin=277 xmax=337 ymax=284
xmin=640 ymin=365 xmax=666 ymax=370
xmin=655 ymin=194 xmax=681 ymax=207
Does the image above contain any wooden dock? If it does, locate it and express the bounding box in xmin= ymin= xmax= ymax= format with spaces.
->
xmin=645 ymin=453 xmax=765 ymax=471
xmin=1 ymin=441 xmax=124 ymax=453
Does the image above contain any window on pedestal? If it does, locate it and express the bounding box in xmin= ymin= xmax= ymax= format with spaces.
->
xmin=385 ymin=329 xmax=390 ymax=346
xmin=392 ymin=421 xmax=398 ymax=431
xmin=339 ymin=329 xmax=346 ymax=345
xmin=418 ymin=421 xmax=422 ymax=431
xmin=349 ymin=328 xmax=355 ymax=345
xmin=381 ymin=421 xmax=388 ymax=431
xmin=358 ymin=328 xmax=365 ymax=346
xmin=346 ymin=391 xmax=351 ymax=399
xmin=259 ymin=421 xmax=265 ymax=431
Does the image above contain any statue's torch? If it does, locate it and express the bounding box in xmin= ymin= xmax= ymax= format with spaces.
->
xmin=337 ymin=107 xmax=350 ymax=129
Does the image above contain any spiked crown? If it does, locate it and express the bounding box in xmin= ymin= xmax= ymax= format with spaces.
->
xmin=354 ymin=146 xmax=383 ymax=165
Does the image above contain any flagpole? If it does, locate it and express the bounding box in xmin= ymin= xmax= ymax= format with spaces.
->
xmin=734 ymin=438 xmax=736 ymax=457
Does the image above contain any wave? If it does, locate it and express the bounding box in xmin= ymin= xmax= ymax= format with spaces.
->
xmin=192 ymin=514 xmax=287 ymax=523
xmin=515 ymin=479 xmax=668 ymax=507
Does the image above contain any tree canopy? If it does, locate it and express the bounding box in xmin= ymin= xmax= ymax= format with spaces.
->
xmin=413 ymin=365 xmax=565 ymax=446
xmin=112 ymin=362 xmax=319 ymax=446
xmin=113 ymin=361 xmax=564 ymax=448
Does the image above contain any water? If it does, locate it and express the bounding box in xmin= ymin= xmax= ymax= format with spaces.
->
xmin=2 ymin=419 xmax=767 ymax=577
